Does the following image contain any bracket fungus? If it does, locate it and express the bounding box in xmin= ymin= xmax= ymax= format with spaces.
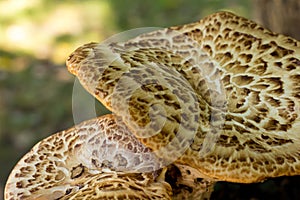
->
xmin=5 ymin=11 xmax=300 ymax=199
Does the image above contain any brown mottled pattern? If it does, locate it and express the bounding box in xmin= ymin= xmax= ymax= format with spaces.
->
xmin=4 ymin=115 xmax=171 ymax=199
xmin=168 ymin=12 xmax=300 ymax=183
xmin=5 ymin=114 xmax=208 ymax=199
xmin=66 ymin=11 xmax=300 ymax=183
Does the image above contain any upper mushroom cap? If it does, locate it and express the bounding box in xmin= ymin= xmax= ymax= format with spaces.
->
xmin=66 ymin=11 xmax=300 ymax=183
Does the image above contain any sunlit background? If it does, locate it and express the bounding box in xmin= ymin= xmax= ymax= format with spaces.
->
xmin=1 ymin=0 xmax=299 ymax=199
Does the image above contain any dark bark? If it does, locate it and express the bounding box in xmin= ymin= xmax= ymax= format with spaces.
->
xmin=252 ymin=0 xmax=300 ymax=40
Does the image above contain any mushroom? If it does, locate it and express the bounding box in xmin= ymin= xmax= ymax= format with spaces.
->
xmin=5 ymin=115 xmax=214 ymax=199
xmin=66 ymin=11 xmax=300 ymax=183
xmin=5 ymin=11 xmax=300 ymax=199
xmin=5 ymin=115 xmax=171 ymax=199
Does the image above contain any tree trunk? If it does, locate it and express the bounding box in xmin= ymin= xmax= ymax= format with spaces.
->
xmin=252 ymin=0 xmax=300 ymax=40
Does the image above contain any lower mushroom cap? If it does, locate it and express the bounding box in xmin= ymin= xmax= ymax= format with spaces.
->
xmin=5 ymin=114 xmax=214 ymax=199
xmin=4 ymin=115 xmax=172 ymax=200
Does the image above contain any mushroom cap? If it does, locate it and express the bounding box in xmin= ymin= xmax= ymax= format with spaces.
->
xmin=66 ymin=11 xmax=300 ymax=183
xmin=5 ymin=114 xmax=214 ymax=199
xmin=4 ymin=115 xmax=172 ymax=199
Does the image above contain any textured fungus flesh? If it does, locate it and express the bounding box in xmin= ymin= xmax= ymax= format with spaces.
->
xmin=5 ymin=115 xmax=213 ymax=199
xmin=67 ymin=11 xmax=300 ymax=183
xmin=5 ymin=115 xmax=171 ymax=199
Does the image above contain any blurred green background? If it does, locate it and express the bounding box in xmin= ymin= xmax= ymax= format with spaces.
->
xmin=1 ymin=0 xmax=299 ymax=199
